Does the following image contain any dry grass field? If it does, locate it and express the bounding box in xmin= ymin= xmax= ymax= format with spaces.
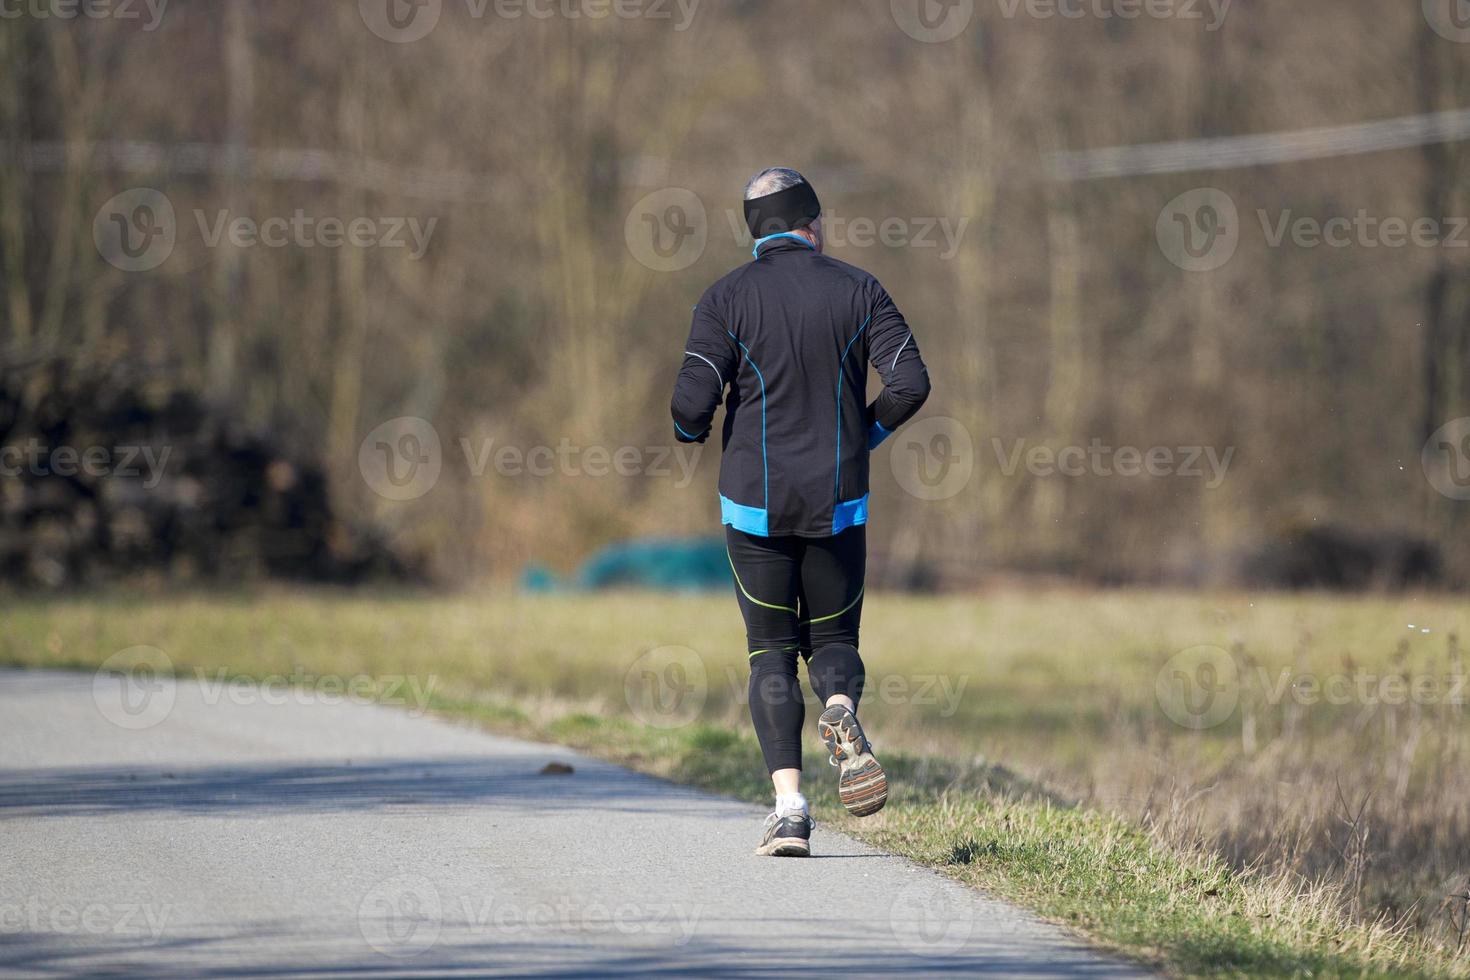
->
xmin=6 ymin=587 xmax=1470 ymax=973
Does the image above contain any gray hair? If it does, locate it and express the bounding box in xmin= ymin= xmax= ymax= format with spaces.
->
xmin=744 ymin=167 xmax=807 ymax=200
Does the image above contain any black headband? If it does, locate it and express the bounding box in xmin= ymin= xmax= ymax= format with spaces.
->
xmin=743 ymin=180 xmax=822 ymax=239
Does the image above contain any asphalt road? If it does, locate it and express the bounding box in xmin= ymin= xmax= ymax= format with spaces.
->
xmin=0 ymin=669 xmax=1147 ymax=978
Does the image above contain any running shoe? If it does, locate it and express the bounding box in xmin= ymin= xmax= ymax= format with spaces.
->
xmin=754 ymin=811 xmax=814 ymax=857
xmin=818 ymin=704 xmax=888 ymax=816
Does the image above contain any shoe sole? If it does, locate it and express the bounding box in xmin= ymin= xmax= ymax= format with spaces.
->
xmin=819 ymin=706 xmax=888 ymax=817
xmin=755 ymin=837 xmax=811 ymax=857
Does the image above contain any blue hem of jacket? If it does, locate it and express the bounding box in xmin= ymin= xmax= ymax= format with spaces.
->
xmin=720 ymin=493 xmax=868 ymax=537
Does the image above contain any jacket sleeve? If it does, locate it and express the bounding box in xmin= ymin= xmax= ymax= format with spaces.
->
xmin=671 ymin=300 xmax=738 ymax=444
xmin=864 ymin=281 xmax=931 ymax=449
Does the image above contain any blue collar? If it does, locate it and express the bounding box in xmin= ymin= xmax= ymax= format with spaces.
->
xmin=752 ymin=232 xmax=816 ymax=259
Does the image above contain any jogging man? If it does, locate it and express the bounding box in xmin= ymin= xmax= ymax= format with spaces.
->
xmin=670 ymin=168 xmax=931 ymax=856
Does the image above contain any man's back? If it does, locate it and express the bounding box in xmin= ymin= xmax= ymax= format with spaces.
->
xmin=672 ymin=233 xmax=929 ymax=536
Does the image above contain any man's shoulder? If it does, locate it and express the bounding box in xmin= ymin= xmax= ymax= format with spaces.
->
xmin=698 ymin=262 xmax=761 ymax=306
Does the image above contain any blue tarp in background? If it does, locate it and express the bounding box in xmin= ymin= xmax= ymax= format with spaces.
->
xmin=521 ymin=537 xmax=731 ymax=593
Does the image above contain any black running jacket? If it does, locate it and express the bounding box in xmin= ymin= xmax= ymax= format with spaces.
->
xmin=670 ymin=234 xmax=931 ymax=538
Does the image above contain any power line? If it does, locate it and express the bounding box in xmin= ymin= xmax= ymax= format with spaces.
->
xmin=1047 ymin=108 xmax=1470 ymax=181
xmin=14 ymin=107 xmax=1470 ymax=197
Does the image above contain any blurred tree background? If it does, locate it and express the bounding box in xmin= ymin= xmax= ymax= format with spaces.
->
xmin=2 ymin=0 xmax=1467 ymax=590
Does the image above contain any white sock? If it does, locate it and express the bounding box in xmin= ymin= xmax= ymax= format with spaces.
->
xmin=775 ymin=792 xmax=808 ymax=817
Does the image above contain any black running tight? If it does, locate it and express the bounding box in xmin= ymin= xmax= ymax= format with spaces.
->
xmin=726 ymin=525 xmax=866 ymax=774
